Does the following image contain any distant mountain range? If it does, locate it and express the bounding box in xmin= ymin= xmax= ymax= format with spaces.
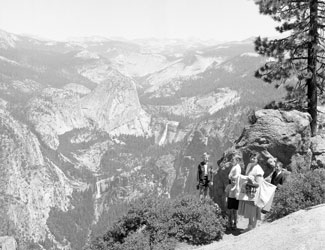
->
xmin=0 ymin=29 xmax=284 ymax=249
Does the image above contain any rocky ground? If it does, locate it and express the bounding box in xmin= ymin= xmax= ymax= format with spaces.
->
xmin=189 ymin=204 xmax=325 ymax=250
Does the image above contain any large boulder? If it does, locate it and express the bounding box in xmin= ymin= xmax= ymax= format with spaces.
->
xmin=235 ymin=109 xmax=311 ymax=173
xmin=211 ymin=109 xmax=312 ymax=209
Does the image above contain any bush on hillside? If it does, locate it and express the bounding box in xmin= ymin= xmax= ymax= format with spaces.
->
xmin=265 ymin=169 xmax=325 ymax=221
xmin=168 ymin=196 xmax=225 ymax=244
xmin=88 ymin=195 xmax=226 ymax=250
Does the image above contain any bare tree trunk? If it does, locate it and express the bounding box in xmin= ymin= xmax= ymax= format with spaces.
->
xmin=308 ymin=0 xmax=318 ymax=137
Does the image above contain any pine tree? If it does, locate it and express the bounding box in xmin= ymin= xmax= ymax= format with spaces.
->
xmin=254 ymin=0 xmax=325 ymax=136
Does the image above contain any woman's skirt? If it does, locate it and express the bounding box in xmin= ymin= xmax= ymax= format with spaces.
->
xmin=238 ymin=200 xmax=261 ymax=220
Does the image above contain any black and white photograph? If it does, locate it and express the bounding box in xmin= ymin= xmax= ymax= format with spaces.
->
xmin=0 ymin=0 xmax=325 ymax=249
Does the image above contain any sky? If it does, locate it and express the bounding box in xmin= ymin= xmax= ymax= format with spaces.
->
xmin=0 ymin=0 xmax=280 ymax=41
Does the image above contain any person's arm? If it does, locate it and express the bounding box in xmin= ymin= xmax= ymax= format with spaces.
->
xmin=255 ymin=175 xmax=263 ymax=185
xmin=253 ymin=165 xmax=264 ymax=184
xmin=232 ymin=164 xmax=241 ymax=179
xmin=240 ymin=174 xmax=249 ymax=180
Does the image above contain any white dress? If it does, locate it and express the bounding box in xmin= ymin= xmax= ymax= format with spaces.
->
xmin=228 ymin=164 xmax=241 ymax=179
xmin=238 ymin=163 xmax=264 ymax=220
xmin=228 ymin=164 xmax=242 ymax=199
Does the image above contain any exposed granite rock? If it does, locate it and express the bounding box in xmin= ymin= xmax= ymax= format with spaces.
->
xmin=152 ymin=118 xmax=189 ymax=146
xmin=27 ymin=70 xmax=151 ymax=149
xmin=311 ymin=134 xmax=325 ymax=169
xmin=0 ymin=236 xmax=17 ymax=250
xmin=211 ymin=109 xmax=312 ymax=209
xmin=155 ymin=154 xmax=177 ymax=197
xmin=72 ymin=141 xmax=111 ymax=172
xmin=81 ymin=70 xmax=151 ymax=136
xmin=0 ymin=103 xmax=87 ymax=245
xmin=63 ymin=83 xmax=91 ymax=95
xmin=27 ymin=88 xmax=89 ymax=150
xmin=235 ymin=109 xmax=311 ymax=173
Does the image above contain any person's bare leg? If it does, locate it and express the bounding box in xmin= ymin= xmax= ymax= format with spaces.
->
xmin=228 ymin=210 xmax=232 ymax=228
xmin=248 ymin=217 xmax=253 ymax=230
xmin=233 ymin=210 xmax=238 ymax=229
xmin=251 ymin=214 xmax=257 ymax=228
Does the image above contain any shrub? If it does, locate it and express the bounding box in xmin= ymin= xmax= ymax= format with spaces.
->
xmin=265 ymin=169 xmax=325 ymax=221
xmin=89 ymin=195 xmax=226 ymax=249
xmin=168 ymin=196 xmax=225 ymax=245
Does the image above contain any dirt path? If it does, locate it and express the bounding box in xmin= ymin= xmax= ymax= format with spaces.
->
xmin=177 ymin=204 xmax=325 ymax=250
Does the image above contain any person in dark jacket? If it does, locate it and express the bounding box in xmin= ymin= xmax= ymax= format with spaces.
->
xmin=197 ymin=152 xmax=213 ymax=200
xmin=271 ymin=161 xmax=289 ymax=186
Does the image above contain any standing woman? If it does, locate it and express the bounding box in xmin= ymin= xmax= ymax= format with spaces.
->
xmin=238 ymin=151 xmax=264 ymax=230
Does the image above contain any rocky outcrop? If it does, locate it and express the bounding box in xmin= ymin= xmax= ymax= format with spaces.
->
xmin=212 ymin=109 xmax=312 ymax=209
xmin=235 ymin=109 xmax=311 ymax=173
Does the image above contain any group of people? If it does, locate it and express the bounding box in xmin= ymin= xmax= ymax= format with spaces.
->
xmin=197 ymin=151 xmax=289 ymax=232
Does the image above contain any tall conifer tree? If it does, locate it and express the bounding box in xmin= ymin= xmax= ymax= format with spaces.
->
xmin=254 ymin=0 xmax=325 ymax=136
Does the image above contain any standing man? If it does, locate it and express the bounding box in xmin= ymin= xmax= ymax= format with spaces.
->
xmin=271 ymin=161 xmax=289 ymax=187
xmin=262 ymin=158 xmax=290 ymax=213
xmin=197 ymin=152 xmax=214 ymax=200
